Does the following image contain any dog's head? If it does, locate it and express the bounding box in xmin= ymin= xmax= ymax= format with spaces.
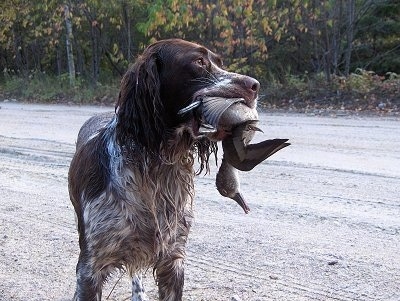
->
xmin=116 ymin=39 xmax=260 ymax=153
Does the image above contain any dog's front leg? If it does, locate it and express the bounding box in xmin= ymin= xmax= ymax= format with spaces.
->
xmin=132 ymin=274 xmax=149 ymax=301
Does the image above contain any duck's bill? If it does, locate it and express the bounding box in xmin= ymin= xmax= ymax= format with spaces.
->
xmin=233 ymin=192 xmax=250 ymax=214
xmin=177 ymin=100 xmax=202 ymax=115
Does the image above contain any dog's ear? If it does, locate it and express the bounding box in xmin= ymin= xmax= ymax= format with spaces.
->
xmin=116 ymin=50 xmax=166 ymax=153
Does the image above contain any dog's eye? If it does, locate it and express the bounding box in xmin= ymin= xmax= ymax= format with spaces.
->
xmin=195 ymin=58 xmax=207 ymax=68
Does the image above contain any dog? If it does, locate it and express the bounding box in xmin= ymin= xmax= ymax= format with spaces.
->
xmin=68 ymin=38 xmax=260 ymax=300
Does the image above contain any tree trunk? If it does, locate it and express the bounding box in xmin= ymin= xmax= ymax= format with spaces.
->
xmin=311 ymin=0 xmax=321 ymax=73
xmin=90 ymin=23 xmax=100 ymax=85
xmin=122 ymin=1 xmax=132 ymax=60
xmin=56 ymin=43 xmax=62 ymax=76
xmin=75 ymin=41 xmax=85 ymax=78
xmin=331 ymin=0 xmax=343 ymax=75
xmin=64 ymin=4 xmax=75 ymax=86
xmin=323 ymin=11 xmax=332 ymax=83
xmin=12 ymin=28 xmax=26 ymax=76
xmin=344 ymin=0 xmax=355 ymax=76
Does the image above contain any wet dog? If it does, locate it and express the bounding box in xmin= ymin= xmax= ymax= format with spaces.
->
xmin=68 ymin=39 xmax=260 ymax=300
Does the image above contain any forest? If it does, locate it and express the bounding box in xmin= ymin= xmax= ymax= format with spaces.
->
xmin=0 ymin=0 xmax=399 ymax=112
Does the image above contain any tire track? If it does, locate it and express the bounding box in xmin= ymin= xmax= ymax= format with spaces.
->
xmin=186 ymin=252 xmax=368 ymax=301
xmin=0 ymin=136 xmax=74 ymax=165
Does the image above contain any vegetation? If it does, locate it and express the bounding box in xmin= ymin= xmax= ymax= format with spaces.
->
xmin=0 ymin=0 xmax=399 ymax=112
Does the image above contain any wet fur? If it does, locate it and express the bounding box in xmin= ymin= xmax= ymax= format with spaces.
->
xmin=68 ymin=39 xmax=259 ymax=300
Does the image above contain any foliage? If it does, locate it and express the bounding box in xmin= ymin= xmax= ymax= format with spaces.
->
xmin=352 ymin=0 xmax=400 ymax=74
xmin=0 ymin=0 xmax=399 ymax=111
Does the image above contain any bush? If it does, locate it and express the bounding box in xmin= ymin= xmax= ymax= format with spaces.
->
xmin=260 ymin=69 xmax=400 ymax=113
xmin=0 ymin=72 xmax=119 ymax=104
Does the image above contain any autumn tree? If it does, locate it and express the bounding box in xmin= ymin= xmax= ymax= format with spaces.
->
xmin=0 ymin=0 xmax=399 ymax=92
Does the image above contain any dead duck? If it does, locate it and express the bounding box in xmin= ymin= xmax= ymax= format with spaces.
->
xmin=216 ymin=156 xmax=250 ymax=214
xmin=179 ymin=96 xmax=290 ymax=212
xmin=216 ymin=121 xmax=289 ymax=213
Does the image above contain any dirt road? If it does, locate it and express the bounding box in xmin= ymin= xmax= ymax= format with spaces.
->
xmin=0 ymin=102 xmax=399 ymax=301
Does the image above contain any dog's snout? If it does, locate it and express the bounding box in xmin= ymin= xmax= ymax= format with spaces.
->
xmin=244 ymin=76 xmax=260 ymax=93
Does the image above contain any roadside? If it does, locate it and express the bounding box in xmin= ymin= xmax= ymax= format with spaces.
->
xmin=0 ymin=102 xmax=399 ymax=300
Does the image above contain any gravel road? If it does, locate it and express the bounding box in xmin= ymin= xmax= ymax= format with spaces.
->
xmin=0 ymin=102 xmax=399 ymax=301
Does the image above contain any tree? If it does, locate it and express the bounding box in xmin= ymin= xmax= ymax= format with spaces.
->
xmin=1 ymin=0 xmax=399 ymax=90
xmin=353 ymin=0 xmax=400 ymax=74
xmin=64 ymin=4 xmax=76 ymax=86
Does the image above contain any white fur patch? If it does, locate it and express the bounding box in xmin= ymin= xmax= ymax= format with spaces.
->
xmin=132 ymin=274 xmax=149 ymax=301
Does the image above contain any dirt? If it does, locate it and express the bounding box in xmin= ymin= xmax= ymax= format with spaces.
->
xmin=0 ymin=102 xmax=399 ymax=301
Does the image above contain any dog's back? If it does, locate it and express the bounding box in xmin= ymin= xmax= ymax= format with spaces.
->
xmin=75 ymin=112 xmax=114 ymax=150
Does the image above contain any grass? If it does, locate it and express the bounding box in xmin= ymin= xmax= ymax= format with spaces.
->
xmin=0 ymin=72 xmax=119 ymax=105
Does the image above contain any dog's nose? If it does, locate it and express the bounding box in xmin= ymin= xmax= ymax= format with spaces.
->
xmin=244 ymin=76 xmax=260 ymax=93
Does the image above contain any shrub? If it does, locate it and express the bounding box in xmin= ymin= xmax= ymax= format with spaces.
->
xmin=0 ymin=72 xmax=119 ymax=104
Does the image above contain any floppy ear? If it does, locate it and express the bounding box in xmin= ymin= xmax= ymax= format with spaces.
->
xmin=116 ymin=52 xmax=166 ymax=153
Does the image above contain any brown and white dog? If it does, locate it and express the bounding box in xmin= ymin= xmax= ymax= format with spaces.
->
xmin=68 ymin=39 xmax=260 ymax=301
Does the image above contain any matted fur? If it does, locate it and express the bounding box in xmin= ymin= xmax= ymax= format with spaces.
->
xmin=68 ymin=39 xmax=259 ymax=301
